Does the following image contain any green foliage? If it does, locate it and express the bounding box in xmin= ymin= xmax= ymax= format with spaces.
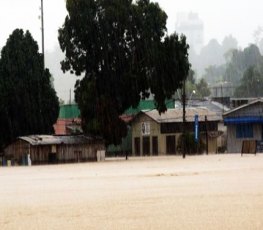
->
xmin=59 ymin=0 xmax=190 ymax=145
xmin=177 ymin=132 xmax=205 ymax=155
xmin=234 ymin=65 xmax=263 ymax=97
xmin=224 ymin=44 xmax=262 ymax=84
xmin=222 ymin=35 xmax=238 ymax=55
xmin=202 ymin=65 xmax=226 ymax=84
xmin=187 ymin=69 xmax=196 ymax=85
xmin=0 ymin=29 xmax=59 ymax=149
xmin=196 ymin=78 xmax=210 ymax=98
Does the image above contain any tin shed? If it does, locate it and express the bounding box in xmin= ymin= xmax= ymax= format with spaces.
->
xmin=4 ymin=135 xmax=105 ymax=165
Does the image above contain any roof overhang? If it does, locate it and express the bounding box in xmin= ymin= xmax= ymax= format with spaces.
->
xmin=224 ymin=116 xmax=263 ymax=125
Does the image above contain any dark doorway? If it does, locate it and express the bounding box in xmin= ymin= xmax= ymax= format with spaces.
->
xmin=166 ymin=135 xmax=176 ymax=154
xmin=134 ymin=137 xmax=140 ymax=156
xmin=143 ymin=137 xmax=150 ymax=155
xmin=152 ymin=136 xmax=158 ymax=156
xmin=48 ymin=152 xmax=58 ymax=164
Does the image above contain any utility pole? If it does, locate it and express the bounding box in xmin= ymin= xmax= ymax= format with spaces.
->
xmin=205 ymin=115 xmax=209 ymax=155
xmin=182 ymin=79 xmax=186 ymax=158
xmin=41 ymin=0 xmax=45 ymax=68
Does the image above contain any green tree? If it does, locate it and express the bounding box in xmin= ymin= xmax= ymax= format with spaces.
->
xmin=59 ymin=0 xmax=190 ymax=145
xmin=196 ymin=78 xmax=210 ymax=98
xmin=0 ymin=29 xmax=59 ymax=149
xmin=203 ymin=65 xmax=226 ymax=84
xmin=234 ymin=65 xmax=263 ymax=97
xmin=224 ymin=44 xmax=262 ymax=84
xmin=222 ymin=35 xmax=238 ymax=54
xmin=187 ymin=69 xmax=196 ymax=85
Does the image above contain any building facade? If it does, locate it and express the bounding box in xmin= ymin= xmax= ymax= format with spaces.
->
xmin=131 ymin=108 xmax=221 ymax=156
xmin=223 ymin=99 xmax=263 ymax=153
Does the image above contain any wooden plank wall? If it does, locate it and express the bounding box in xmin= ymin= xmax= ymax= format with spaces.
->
xmin=5 ymin=140 xmax=105 ymax=165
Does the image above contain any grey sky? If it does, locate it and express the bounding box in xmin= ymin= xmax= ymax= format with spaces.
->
xmin=0 ymin=0 xmax=262 ymax=101
xmin=0 ymin=0 xmax=262 ymax=52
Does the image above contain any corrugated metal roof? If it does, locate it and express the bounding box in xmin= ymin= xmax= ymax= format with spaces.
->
xmin=19 ymin=135 xmax=98 ymax=146
xmin=143 ymin=108 xmax=220 ymax=123
xmin=223 ymin=99 xmax=263 ymax=116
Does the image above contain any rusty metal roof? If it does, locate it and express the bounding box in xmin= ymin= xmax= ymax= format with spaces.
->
xmin=143 ymin=108 xmax=220 ymax=123
xmin=19 ymin=135 xmax=100 ymax=146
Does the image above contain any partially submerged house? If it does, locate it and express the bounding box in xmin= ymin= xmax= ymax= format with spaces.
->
xmin=107 ymin=99 xmax=175 ymax=156
xmin=223 ymin=99 xmax=263 ymax=153
xmin=4 ymin=135 xmax=105 ymax=165
xmin=131 ymin=108 xmax=221 ymax=156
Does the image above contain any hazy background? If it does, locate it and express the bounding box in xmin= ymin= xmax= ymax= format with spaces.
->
xmin=0 ymin=0 xmax=262 ymax=101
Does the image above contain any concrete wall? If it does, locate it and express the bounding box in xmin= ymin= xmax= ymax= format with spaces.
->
xmin=132 ymin=114 xmax=219 ymax=156
xmin=132 ymin=114 xmax=164 ymax=155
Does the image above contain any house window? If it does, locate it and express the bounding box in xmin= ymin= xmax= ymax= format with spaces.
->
xmin=166 ymin=135 xmax=176 ymax=154
xmin=236 ymin=124 xmax=253 ymax=138
xmin=141 ymin=122 xmax=150 ymax=135
xmin=152 ymin=136 xmax=158 ymax=156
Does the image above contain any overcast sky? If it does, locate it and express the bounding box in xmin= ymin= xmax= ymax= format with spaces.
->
xmin=0 ymin=0 xmax=262 ymax=100
xmin=0 ymin=0 xmax=262 ymax=52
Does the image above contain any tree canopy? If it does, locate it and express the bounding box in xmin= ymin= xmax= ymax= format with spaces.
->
xmin=59 ymin=0 xmax=190 ymax=145
xmin=224 ymin=44 xmax=262 ymax=84
xmin=0 ymin=29 xmax=59 ymax=149
xmin=234 ymin=64 xmax=263 ymax=97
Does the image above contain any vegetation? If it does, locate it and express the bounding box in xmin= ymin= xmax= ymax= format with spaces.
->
xmin=199 ymin=43 xmax=263 ymax=98
xmin=234 ymin=65 xmax=263 ymax=97
xmin=0 ymin=29 xmax=59 ymax=149
xmin=59 ymin=0 xmax=190 ymax=145
xmin=182 ymin=70 xmax=210 ymax=100
xmin=190 ymin=35 xmax=238 ymax=77
xmin=224 ymin=44 xmax=262 ymax=84
xmin=195 ymin=78 xmax=210 ymax=98
xmin=177 ymin=132 xmax=205 ymax=155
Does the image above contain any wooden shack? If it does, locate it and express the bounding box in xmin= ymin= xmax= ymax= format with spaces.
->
xmin=4 ymin=135 xmax=105 ymax=165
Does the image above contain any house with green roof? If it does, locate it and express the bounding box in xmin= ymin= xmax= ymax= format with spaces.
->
xmin=54 ymin=100 xmax=176 ymax=156
xmin=107 ymin=99 xmax=175 ymax=156
xmin=54 ymin=104 xmax=81 ymax=135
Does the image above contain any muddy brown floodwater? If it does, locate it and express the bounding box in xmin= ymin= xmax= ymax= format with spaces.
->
xmin=0 ymin=154 xmax=263 ymax=230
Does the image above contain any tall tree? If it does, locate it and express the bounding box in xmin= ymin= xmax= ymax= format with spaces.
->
xmin=196 ymin=78 xmax=210 ymax=98
xmin=224 ymin=44 xmax=262 ymax=84
xmin=0 ymin=29 xmax=59 ymax=149
xmin=222 ymin=35 xmax=238 ymax=54
xmin=234 ymin=65 xmax=263 ymax=97
xmin=59 ymin=0 xmax=190 ymax=145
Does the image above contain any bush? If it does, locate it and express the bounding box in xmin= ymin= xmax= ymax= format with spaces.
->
xmin=177 ymin=132 xmax=205 ymax=154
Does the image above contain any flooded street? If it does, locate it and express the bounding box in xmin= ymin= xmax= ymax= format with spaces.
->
xmin=1 ymin=154 xmax=263 ymax=230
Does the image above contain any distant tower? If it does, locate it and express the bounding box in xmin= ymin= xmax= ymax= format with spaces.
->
xmin=175 ymin=12 xmax=204 ymax=54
